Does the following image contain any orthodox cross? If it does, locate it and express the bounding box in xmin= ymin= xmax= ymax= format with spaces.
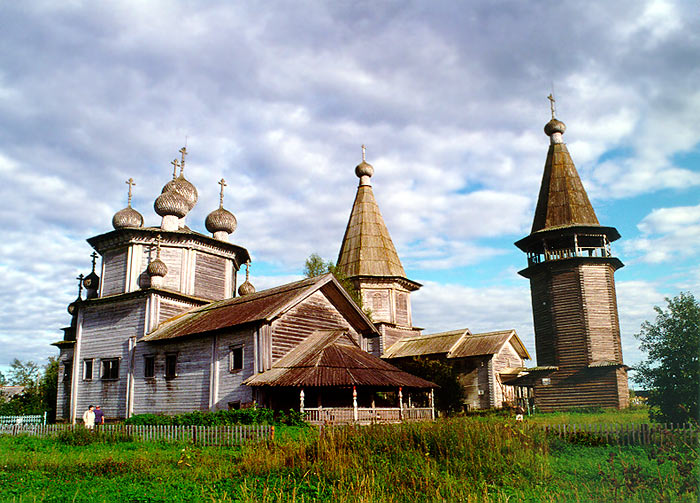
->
xmin=179 ymin=146 xmax=187 ymax=175
xmin=171 ymin=159 xmax=180 ymax=180
xmin=218 ymin=178 xmax=227 ymax=207
xmin=245 ymin=260 xmax=251 ymax=281
xmin=126 ymin=178 xmax=135 ymax=206
xmin=547 ymin=93 xmax=557 ymax=119
xmin=361 ymin=144 xmax=366 ymax=162
xmin=76 ymin=273 xmax=84 ymax=298
xmin=90 ymin=252 xmax=99 ymax=273
xmin=155 ymin=234 xmax=163 ymax=259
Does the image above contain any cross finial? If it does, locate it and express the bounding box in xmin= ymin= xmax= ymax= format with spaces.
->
xmin=126 ymin=178 xmax=135 ymax=206
xmin=155 ymin=234 xmax=162 ymax=258
xmin=76 ymin=273 xmax=84 ymax=298
xmin=245 ymin=260 xmax=250 ymax=281
xmin=171 ymin=159 xmax=180 ymax=180
xmin=90 ymin=252 xmax=99 ymax=272
xmin=361 ymin=144 xmax=366 ymax=162
xmin=547 ymin=93 xmax=556 ymax=119
xmin=218 ymin=178 xmax=227 ymax=207
xmin=179 ymin=146 xmax=187 ymax=175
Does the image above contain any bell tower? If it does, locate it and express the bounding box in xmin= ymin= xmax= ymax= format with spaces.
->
xmin=336 ymin=146 xmax=422 ymax=356
xmin=515 ymin=99 xmax=629 ymax=410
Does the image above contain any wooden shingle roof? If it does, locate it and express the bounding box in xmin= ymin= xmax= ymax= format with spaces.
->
xmin=140 ymin=274 xmax=377 ymax=342
xmin=336 ymin=183 xmax=407 ymax=280
xmin=244 ymin=330 xmax=435 ymax=388
xmin=530 ymin=142 xmax=599 ymax=233
xmin=384 ymin=329 xmax=531 ymax=360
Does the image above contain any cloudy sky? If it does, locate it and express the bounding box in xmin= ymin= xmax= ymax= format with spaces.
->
xmin=1 ymin=1 xmax=698 ymax=383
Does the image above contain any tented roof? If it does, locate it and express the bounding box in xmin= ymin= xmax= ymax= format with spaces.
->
xmin=244 ymin=330 xmax=435 ymax=388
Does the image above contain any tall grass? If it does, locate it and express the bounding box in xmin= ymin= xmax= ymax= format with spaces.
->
xmin=0 ymin=415 xmax=696 ymax=502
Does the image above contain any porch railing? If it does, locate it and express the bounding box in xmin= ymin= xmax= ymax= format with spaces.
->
xmin=303 ymin=407 xmax=432 ymax=425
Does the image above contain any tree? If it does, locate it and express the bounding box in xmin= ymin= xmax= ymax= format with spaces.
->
xmin=634 ymin=292 xmax=699 ymax=424
xmin=395 ymin=357 xmax=464 ymax=414
xmin=303 ymin=253 xmax=364 ymax=309
xmin=0 ymin=370 xmax=6 ymax=386
xmin=7 ymin=359 xmax=41 ymax=388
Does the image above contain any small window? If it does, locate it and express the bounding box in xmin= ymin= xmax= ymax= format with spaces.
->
xmin=63 ymin=360 xmax=72 ymax=380
xmin=228 ymin=401 xmax=241 ymax=410
xmin=165 ymin=353 xmax=177 ymax=378
xmin=229 ymin=346 xmax=243 ymax=372
xmin=101 ymin=359 xmax=119 ymax=380
xmin=144 ymin=356 xmax=155 ymax=378
xmin=83 ymin=359 xmax=93 ymax=381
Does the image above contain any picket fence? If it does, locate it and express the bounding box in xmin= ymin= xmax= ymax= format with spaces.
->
xmin=0 ymin=413 xmax=47 ymax=425
xmin=0 ymin=423 xmax=274 ymax=446
xmin=542 ymin=422 xmax=698 ymax=446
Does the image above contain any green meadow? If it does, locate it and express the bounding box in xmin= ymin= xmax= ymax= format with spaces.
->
xmin=0 ymin=410 xmax=696 ymax=503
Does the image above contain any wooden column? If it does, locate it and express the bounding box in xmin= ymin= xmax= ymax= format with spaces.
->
xmin=352 ymin=386 xmax=358 ymax=422
xmin=429 ymin=389 xmax=435 ymax=420
xmin=299 ymin=389 xmax=305 ymax=413
xmin=398 ymin=386 xmax=403 ymax=421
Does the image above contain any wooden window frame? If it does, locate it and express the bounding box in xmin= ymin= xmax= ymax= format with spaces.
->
xmin=83 ymin=359 xmax=93 ymax=381
xmin=101 ymin=358 xmax=120 ymax=381
xmin=165 ymin=353 xmax=178 ymax=379
xmin=229 ymin=345 xmax=244 ymax=373
xmin=144 ymin=355 xmax=155 ymax=379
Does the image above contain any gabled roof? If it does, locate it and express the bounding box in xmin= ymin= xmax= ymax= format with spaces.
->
xmin=141 ymin=274 xmax=377 ymax=342
xmin=384 ymin=328 xmax=531 ymax=360
xmin=382 ymin=328 xmax=470 ymax=359
xmin=530 ymin=142 xmax=599 ymax=233
xmin=244 ymin=330 xmax=435 ymax=388
xmin=336 ymin=183 xmax=408 ymax=280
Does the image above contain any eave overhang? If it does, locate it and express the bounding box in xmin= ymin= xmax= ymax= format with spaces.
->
xmin=518 ymin=256 xmax=624 ymax=279
xmin=515 ymin=225 xmax=621 ymax=253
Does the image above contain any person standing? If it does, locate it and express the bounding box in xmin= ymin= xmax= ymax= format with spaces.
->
xmin=82 ymin=405 xmax=95 ymax=429
xmin=94 ymin=405 xmax=105 ymax=427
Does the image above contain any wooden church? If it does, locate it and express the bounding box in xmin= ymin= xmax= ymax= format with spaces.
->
xmin=53 ymin=149 xmax=435 ymax=424
xmin=511 ymin=101 xmax=629 ymax=410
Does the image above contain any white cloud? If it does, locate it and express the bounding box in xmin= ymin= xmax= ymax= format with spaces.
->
xmin=623 ymin=203 xmax=700 ymax=263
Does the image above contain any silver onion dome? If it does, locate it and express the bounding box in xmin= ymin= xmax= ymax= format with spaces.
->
xmin=162 ymin=175 xmax=198 ymax=211
xmin=544 ymin=118 xmax=566 ymax=137
xmin=238 ymin=261 xmax=255 ymax=296
xmin=154 ymin=190 xmax=188 ymax=218
xmin=238 ymin=279 xmax=255 ymax=296
xmin=112 ymin=206 xmax=144 ymax=229
xmin=355 ymin=160 xmax=374 ymax=179
xmin=205 ymin=207 xmax=237 ymax=234
xmin=147 ymin=258 xmax=168 ymax=278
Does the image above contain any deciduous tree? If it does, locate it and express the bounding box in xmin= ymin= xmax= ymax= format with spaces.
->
xmin=634 ymin=292 xmax=699 ymax=424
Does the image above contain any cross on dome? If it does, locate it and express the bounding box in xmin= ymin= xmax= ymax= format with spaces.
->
xmin=218 ymin=178 xmax=227 ymax=207
xmin=179 ymin=146 xmax=187 ymax=175
xmin=126 ymin=178 xmax=135 ymax=206
xmin=76 ymin=273 xmax=84 ymax=297
xmin=90 ymin=252 xmax=99 ymax=272
xmin=361 ymin=144 xmax=366 ymax=162
xmin=547 ymin=93 xmax=557 ymax=119
xmin=170 ymin=159 xmax=179 ymax=180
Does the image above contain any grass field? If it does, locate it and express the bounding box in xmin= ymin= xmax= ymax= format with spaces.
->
xmin=0 ymin=408 xmax=696 ymax=503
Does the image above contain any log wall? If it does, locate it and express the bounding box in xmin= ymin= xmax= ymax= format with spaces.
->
xmin=101 ymin=250 xmax=127 ymax=296
xmin=270 ymin=291 xmax=358 ymax=362
xmin=74 ymin=298 xmax=146 ymax=420
xmin=194 ymin=252 xmax=227 ymax=300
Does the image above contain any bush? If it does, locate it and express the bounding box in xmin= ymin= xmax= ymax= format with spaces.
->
xmin=125 ymin=407 xmax=287 ymax=426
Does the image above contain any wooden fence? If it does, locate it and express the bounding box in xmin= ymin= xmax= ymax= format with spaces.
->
xmin=0 ymin=413 xmax=47 ymax=425
xmin=542 ymin=422 xmax=698 ymax=446
xmin=0 ymin=423 xmax=274 ymax=446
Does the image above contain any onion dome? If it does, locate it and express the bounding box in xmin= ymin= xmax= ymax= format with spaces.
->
xmin=161 ymin=148 xmax=198 ymax=211
xmin=112 ymin=178 xmax=144 ymax=229
xmin=147 ymin=235 xmax=168 ymax=279
xmin=67 ymin=274 xmax=84 ymax=315
xmin=238 ymin=262 xmax=255 ymax=296
xmin=355 ymin=145 xmax=374 ymax=178
xmin=154 ymin=190 xmax=188 ymax=218
xmin=206 ymin=207 xmax=237 ymax=234
xmin=147 ymin=258 xmax=168 ymax=278
xmin=544 ymin=118 xmax=566 ymax=137
xmin=82 ymin=252 xmax=100 ymax=299
xmin=205 ymin=178 xmax=237 ymax=235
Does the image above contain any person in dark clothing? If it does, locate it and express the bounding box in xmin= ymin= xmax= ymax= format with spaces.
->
xmin=94 ymin=405 xmax=105 ymax=426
